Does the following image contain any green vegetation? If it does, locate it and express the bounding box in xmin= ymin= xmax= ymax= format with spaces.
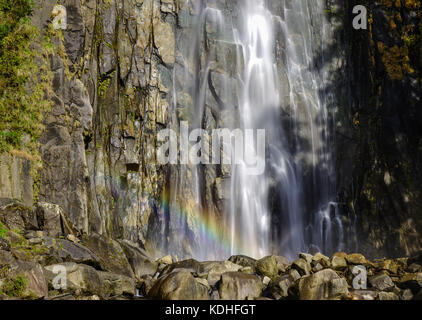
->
xmin=0 ymin=0 xmax=52 ymax=155
xmin=1 ymin=274 xmax=27 ymax=297
xmin=0 ymin=221 xmax=7 ymax=239
xmin=0 ymin=0 xmax=34 ymax=39
xmin=98 ymin=71 xmax=115 ymax=98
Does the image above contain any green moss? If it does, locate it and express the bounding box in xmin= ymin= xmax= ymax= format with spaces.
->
xmin=98 ymin=71 xmax=115 ymax=98
xmin=103 ymin=0 xmax=113 ymax=10
xmin=0 ymin=221 xmax=7 ymax=239
xmin=1 ymin=274 xmax=27 ymax=297
xmin=0 ymin=1 xmax=56 ymax=204
xmin=0 ymin=0 xmax=52 ymax=156
xmin=11 ymin=227 xmax=22 ymax=235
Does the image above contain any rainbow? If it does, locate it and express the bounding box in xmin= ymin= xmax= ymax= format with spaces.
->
xmin=104 ymin=173 xmax=249 ymax=259
xmin=159 ymin=188 xmax=242 ymax=258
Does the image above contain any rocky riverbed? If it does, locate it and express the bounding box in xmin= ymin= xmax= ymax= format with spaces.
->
xmin=1 ymin=199 xmax=422 ymax=300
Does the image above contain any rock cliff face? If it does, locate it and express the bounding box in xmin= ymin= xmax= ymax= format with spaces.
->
xmin=29 ymin=0 xmax=179 ymax=255
xmin=0 ymin=0 xmax=250 ymax=259
xmin=335 ymin=0 xmax=422 ymax=258
xmin=0 ymin=0 xmax=421 ymax=262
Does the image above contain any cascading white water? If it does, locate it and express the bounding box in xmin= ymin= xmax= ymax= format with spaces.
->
xmin=228 ymin=0 xmax=341 ymax=259
xmin=229 ymin=0 xmax=284 ymax=258
xmin=166 ymin=0 xmax=345 ymax=260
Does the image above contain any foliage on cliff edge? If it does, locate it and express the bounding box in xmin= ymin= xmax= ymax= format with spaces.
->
xmin=0 ymin=0 xmax=52 ymax=157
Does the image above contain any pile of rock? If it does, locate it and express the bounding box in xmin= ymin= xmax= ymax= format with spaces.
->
xmin=144 ymin=251 xmax=422 ymax=300
xmin=0 ymin=200 xmax=149 ymax=300
xmin=1 ymin=200 xmax=422 ymax=300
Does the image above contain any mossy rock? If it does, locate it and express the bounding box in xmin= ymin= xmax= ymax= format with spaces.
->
xmin=0 ymin=260 xmax=48 ymax=299
xmin=81 ymin=234 xmax=134 ymax=278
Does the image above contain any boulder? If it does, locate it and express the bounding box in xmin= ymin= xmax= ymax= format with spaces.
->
xmin=17 ymin=261 xmax=49 ymax=299
xmin=275 ymin=256 xmax=290 ymax=273
xmin=44 ymin=262 xmax=106 ymax=298
xmin=228 ymin=255 xmax=257 ymax=272
xmin=81 ymin=234 xmax=134 ymax=278
xmin=313 ymin=252 xmax=330 ymax=262
xmin=218 ymin=272 xmax=263 ymax=300
xmin=292 ymin=258 xmax=311 ymax=276
xmin=161 ymin=259 xmax=201 ymax=276
xmin=331 ymin=255 xmax=348 ymax=270
xmin=333 ymin=252 xmax=347 ymax=258
xmin=369 ymin=273 xmax=395 ymax=291
xmin=312 ymin=252 xmax=330 ymax=268
xmin=35 ymin=202 xmax=78 ymax=238
xmin=256 ymin=256 xmax=279 ymax=279
xmin=0 ymin=201 xmax=37 ymax=233
xmin=137 ymin=275 xmax=155 ymax=297
xmin=198 ymin=261 xmax=242 ymax=286
xmin=401 ymin=289 xmax=414 ymax=300
xmin=378 ymin=292 xmax=399 ymax=300
xmin=345 ymin=253 xmax=370 ymax=266
xmin=195 ymin=278 xmax=211 ymax=290
xmin=268 ymin=274 xmax=293 ymax=299
xmin=1 ymin=260 xmax=49 ymax=299
xmin=312 ymin=262 xmax=324 ymax=272
xmin=278 ymin=275 xmax=294 ymax=298
xmin=43 ymin=237 xmax=100 ymax=267
xmin=379 ymin=259 xmax=399 ymax=274
xmin=298 ymin=269 xmax=349 ymax=300
xmin=148 ymin=270 xmax=209 ymax=300
xmin=299 ymin=253 xmax=313 ymax=264
xmin=118 ymin=240 xmax=158 ymax=278
xmin=289 ymin=269 xmax=302 ymax=281
xmin=98 ymin=271 xmax=135 ymax=296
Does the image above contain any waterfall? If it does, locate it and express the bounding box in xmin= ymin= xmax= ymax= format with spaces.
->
xmin=229 ymin=0 xmax=286 ymax=258
xmin=165 ymin=0 xmax=344 ymax=260
xmin=271 ymin=0 xmax=340 ymax=258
